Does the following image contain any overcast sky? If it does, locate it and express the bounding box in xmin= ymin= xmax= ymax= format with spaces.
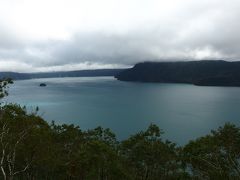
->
xmin=0 ymin=0 xmax=239 ymax=72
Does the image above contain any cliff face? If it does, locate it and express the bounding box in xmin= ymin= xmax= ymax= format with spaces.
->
xmin=115 ymin=61 xmax=240 ymax=86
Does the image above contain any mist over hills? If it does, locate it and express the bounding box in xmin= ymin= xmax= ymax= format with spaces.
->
xmin=115 ymin=60 xmax=240 ymax=86
xmin=0 ymin=69 xmax=125 ymax=80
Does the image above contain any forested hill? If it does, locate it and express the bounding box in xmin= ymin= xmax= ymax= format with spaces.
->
xmin=115 ymin=60 xmax=240 ymax=86
xmin=0 ymin=69 xmax=125 ymax=80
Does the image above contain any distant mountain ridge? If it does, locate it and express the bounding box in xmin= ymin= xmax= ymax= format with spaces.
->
xmin=0 ymin=69 xmax=125 ymax=80
xmin=115 ymin=60 xmax=240 ymax=86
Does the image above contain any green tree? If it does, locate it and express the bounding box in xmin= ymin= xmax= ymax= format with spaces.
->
xmin=0 ymin=104 xmax=51 ymax=180
xmin=121 ymin=124 xmax=187 ymax=180
xmin=83 ymin=127 xmax=129 ymax=180
xmin=0 ymin=78 xmax=13 ymax=99
xmin=183 ymin=123 xmax=240 ymax=179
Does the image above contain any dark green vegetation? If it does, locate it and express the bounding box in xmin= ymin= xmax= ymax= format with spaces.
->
xmin=39 ymin=83 xmax=47 ymax=87
xmin=115 ymin=60 xmax=240 ymax=86
xmin=1 ymin=80 xmax=240 ymax=179
xmin=0 ymin=69 xmax=125 ymax=80
xmin=0 ymin=78 xmax=13 ymax=98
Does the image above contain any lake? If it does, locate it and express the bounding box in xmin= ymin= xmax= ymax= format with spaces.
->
xmin=4 ymin=77 xmax=240 ymax=145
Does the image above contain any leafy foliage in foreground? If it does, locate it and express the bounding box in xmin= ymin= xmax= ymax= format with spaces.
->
xmin=183 ymin=123 xmax=240 ymax=179
xmin=0 ymin=80 xmax=240 ymax=179
xmin=0 ymin=78 xmax=13 ymax=99
xmin=1 ymin=105 xmax=239 ymax=180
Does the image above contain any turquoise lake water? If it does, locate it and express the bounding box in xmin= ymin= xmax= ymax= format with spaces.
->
xmin=4 ymin=77 xmax=240 ymax=145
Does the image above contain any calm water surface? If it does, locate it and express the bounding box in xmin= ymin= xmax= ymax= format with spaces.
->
xmin=4 ymin=77 xmax=240 ymax=145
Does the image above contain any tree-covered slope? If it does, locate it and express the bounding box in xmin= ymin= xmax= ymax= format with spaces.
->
xmin=115 ymin=60 xmax=240 ymax=86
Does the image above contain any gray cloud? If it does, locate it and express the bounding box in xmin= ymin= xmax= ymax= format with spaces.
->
xmin=0 ymin=0 xmax=240 ymax=72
